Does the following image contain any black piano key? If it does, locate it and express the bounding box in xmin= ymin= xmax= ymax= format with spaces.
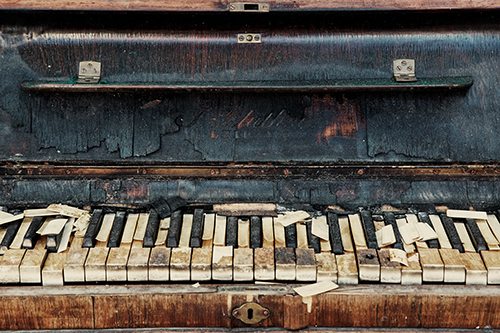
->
xmin=83 ymin=209 xmax=104 ymax=248
xmin=383 ymin=212 xmax=403 ymax=250
xmin=306 ymin=221 xmax=321 ymax=253
xmin=1 ymin=221 xmax=22 ymax=249
xmin=360 ymin=210 xmax=378 ymax=249
xmin=250 ymin=216 xmax=262 ymax=249
xmin=151 ymin=196 xmax=187 ymax=219
xmin=225 ymin=216 xmax=238 ymax=247
xmin=417 ymin=212 xmax=440 ymax=248
xmin=22 ymin=216 xmax=45 ymax=249
xmin=46 ymin=230 xmax=63 ymax=252
xmin=190 ymin=209 xmax=204 ymax=248
xmin=327 ymin=212 xmax=344 ymax=255
xmin=166 ymin=210 xmax=183 ymax=247
xmin=439 ymin=214 xmax=465 ymax=253
xmin=464 ymin=218 xmax=488 ymax=252
xmin=143 ymin=211 xmax=160 ymax=248
xmin=107 ymin=211 xmax=127 ymax=248
xmin=284 ymin=224 xmax=297 ymax=248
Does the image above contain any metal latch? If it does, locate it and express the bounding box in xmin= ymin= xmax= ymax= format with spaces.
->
xmin=232 ymin=302 xmax=270 ymax=325
xmin=237 ymin=33 xmax=262 ymax=44
xmin=393 ymin=59 xmax=416 ymax=82
xmin=229 ymin=3 xmax=270 ymax=12
xmin=77 ymin=61 xmax=101 ymax=84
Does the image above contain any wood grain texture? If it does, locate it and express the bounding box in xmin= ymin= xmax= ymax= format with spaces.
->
xmin=94 ymin=293 xmax=230 ymax=328
xmin=0 ymin=284 xmax=498 ymax=329
xmin=0 ymin=11 xmax=497 ymax=165
xmin=0 ymin=0 xmax=497 ymax=11
xmin=0 ymin=294 xmax=93 ymax=329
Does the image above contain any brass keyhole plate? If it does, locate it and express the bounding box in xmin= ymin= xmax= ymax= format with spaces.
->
xmin=232 ymin=302 xmax=270 ymax=325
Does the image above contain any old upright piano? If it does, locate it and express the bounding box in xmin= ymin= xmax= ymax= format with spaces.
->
xmin=0 ymin=0 xmax=499 ymax=330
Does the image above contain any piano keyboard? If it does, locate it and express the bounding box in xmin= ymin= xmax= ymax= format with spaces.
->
xmin=0 ymin=207 xmax=499 ymax=286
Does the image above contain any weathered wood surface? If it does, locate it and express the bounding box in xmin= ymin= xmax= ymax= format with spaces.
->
xmin=0 ymin=284 xmax=498 ymax=329
xmin=5 ymin=177 xmax=500 ymax=211
xmin=0 ymin=0 xmax=498 ymax=11
xmin=0 ymin=11 xmax=498 ymax=163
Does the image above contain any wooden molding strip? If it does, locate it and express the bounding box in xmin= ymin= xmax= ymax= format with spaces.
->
xmin=21 ymin=77 xmax=474 ymax=94
xmin=1 ymin=163 xmax=500 ymax=179
xmin=0 ymin=0 xmax=498 ymax=11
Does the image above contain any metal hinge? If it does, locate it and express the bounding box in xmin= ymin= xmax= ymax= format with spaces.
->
xmin=393 ymin=59 xmax=416 ymax=82
xmin=237 ymin=33 xmax=262 ymax=44
xmin=229 ymin=2 xmax=270 ymax=12
xmin=77 ymin=61 xmax=101 ymax=84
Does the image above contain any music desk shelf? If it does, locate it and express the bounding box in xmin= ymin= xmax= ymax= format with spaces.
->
xmin=21 ymin=77 xmax=473 ymax=94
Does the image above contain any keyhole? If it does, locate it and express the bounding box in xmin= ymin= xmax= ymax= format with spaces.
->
xmin=247 ymin=308 xmax=254 ymax=320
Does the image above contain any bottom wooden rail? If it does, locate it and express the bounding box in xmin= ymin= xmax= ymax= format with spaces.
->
xmin=0 ymin=284 xmax=498 ymax=330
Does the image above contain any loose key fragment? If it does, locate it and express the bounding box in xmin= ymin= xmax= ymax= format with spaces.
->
xmin=293 ymin=280 xmax=339 ymax=297
xmin=446 ymin=209 xmax=487 ymax=220
xmin=275 ymin=211 xmax=310 ymax=227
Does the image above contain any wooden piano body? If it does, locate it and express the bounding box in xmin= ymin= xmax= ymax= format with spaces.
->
xmin=0 ymin=1 xmax=500 ymax=330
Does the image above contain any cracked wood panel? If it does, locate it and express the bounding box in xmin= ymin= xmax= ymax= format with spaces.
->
xmin=0 ymin=0 xmax=498 ymax=11
xmin=0 ymin=11 xmax=498 ymax=162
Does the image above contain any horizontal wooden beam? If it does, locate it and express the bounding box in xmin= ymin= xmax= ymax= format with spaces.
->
xmin=0 ymin=284 xmax=498 ymax=329
xmin=2 ymin=163 xmax=500 ymax=179
xmin=21 ymin=77 xmax=474 ymax=94
xmin=0 ymin=0 xmax=498 ymax=11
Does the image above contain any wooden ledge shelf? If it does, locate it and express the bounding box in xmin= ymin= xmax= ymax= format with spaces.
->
xmin=22 ymin=77 xmax=473 ymax=94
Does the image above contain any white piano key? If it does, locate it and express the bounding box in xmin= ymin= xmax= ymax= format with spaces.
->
xmin=178 ymin=214 xmax=193 ymax=248
xmin=238 ymin=219 xmax=250 ymax=248
xmin=132 ymin=213 xmax=149 ymax=242
xmin=273 ymin=218 xmax=286 ymax=248
xmin=348 ymin=214 xmax=367 ymax=250
xmin=10 ymin=217 xmax=32 ymax=249
xmin=213 ymin=215 xmax=226 ymax=246
xmin=429 ymin=214 xmax=452 ymax=249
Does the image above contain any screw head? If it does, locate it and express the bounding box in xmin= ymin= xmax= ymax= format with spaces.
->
xmin=246 ymin=35 xmax=253 ymax=41
xmin=401 ymin=60 xmax=407 ymax=65
xmin=238 ymin=35 xmax=245 ymax=41
xmin=253 ymin=35 xmax=260 ymax=41
xmin=263 ymin=310 xmax=270 ymax=316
